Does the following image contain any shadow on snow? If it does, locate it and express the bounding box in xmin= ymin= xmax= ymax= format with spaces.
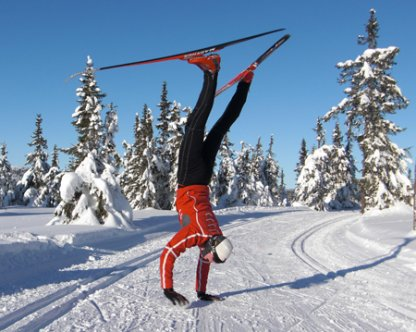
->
xmin=221 ymin=237 xmax=415 ymax=298
xmin=0 ymin=208 xmax=297 ymax=295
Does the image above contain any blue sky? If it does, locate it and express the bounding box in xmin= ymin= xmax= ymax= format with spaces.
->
xmin=1 ymin=0 xmax=415 ymax=188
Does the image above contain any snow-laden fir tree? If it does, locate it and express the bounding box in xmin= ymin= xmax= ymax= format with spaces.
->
xmin=65 ymin=56 xmax=106 ymax=170
xmin=154 ymin=82 xmax=177 ymax=210
xmin=328 ymin=125 xmax=359 ymax=209
xmin=122 ymin=106 xmax=160 ymax=209
xmin=166 ymin=101 xmax=186 ymax=207
xmin=263 ymin=135 xmax=280 ymax=206
xmin=324 ymin=8 xmax=412 ymax=211
xmin=0 ymin=144 xmax=14 ymax=207
xmin=51 ymin=56 xmax=132 ymax=228
xmin=214 ymin=135 xmax=283 ymax=208
xmin=251 ymin=137 xmax=273 ymax=206
xmin=332 ymin=122 xmax=343 ymax=148
xmin=50 ymin=152 xmax=133 ymax=228
xmin=294 ymin=139 xmax=308 ymax=179
xmin=214 ymin=134 xmax=237 ymax=208
xmin=278 ymin=169 xmax=289 ymax=206
xmin=138 ymin=139 xmax=162 ymax=209
xmin=121 ymin=113 xmax=143 ymax=207
xmin=295 ymin=122 xmax=358 ymax=211
xmin=314 ymin=118 xmax=326 ymax=148
xmin=233 ymin=142 xmax=257 ymax=206
xmin=294 ymin=143 xmax=358 ymax=211
xmin=102 ymin=103 xmax=122 ymax=170
xmin=16 ymin=114 xmax=50 ymax=206
xmin=294 ymin=145 xmax=329 ymax=211
xmin=35 ymin=145 xmax=62 ymax=207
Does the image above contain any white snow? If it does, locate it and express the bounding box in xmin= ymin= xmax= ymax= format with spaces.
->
xmin=50 ymin=153 xmax=133 ymax=230
xmin=0 ymin=205 xmax=415 ymax=331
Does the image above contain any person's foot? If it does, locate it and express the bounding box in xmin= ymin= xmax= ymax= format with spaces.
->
xmin=187 ymin=54 xmax=220 ymax=74
xmin=242 ymin=70 xmax=254 ymax=83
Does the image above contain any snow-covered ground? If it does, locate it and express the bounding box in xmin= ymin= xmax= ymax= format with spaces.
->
xmin=0 ymin=205 xmax=415 ymax=331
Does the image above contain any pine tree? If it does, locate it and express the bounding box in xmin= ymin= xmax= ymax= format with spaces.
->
xmin=35 ymin=145 xmax=62 ymax=207
xmin=51 ymin=56 xmax=132 ymax=228
xmin=0 ymin=144 xmax=14 ymax=207
xmin=50 ymin=152 xmax=132 ymax=228
xmin=358 ymin=8 xmax=379 ymax=49
xmin=156 ymin=81 xmax=172 ymax=152
xmin=122 ymin=112 xmax=145 ymax=208
xmin=294 ymin=145 xmax=352 ymax=211
xmin=294 ymin=145 xmax=329 ymax=211
xmin=332 ymin=122 xmax=343 ymax=148
xmin=294 ymin=139 xmax=308 ymax=178
xmin=155 ymin=82 xmax=174 ymax=210
xmin=251 ymin=138 xmax=273 ymax=206
xmin=295 ymin=123 xmax=358 ymax=211
xmin=137 ymin=139 xmax=161 ymax=209
xmin=263 ymin=135 xmax=280 ymax=205
xmin=314 ymin=118 xmax=326 ymax=148
xmin=102 ymin=103 xmax=122 ymax=170
xmin=324 ymin=8 xmax=412 ymax=211
xmin=17 ymin=114 xmax=50 ymax=206
xmin=278 ymin=169 xmax=289 ymax=206
xmin=122 ymin=106 xmax=160 ymax=210
xmin=329 ymin=127 xmax=359 ymax=209
xmin=215 ymin=134 xmax=237 ymax=208
xmin=65 ymin=56 xmax=106 ymax=170
xmin=166 ymin=101 xmax=185 ymax=207
xmin=234 ymin=142 xmax=256 ymax=206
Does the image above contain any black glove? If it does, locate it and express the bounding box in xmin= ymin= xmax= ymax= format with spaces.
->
xmin=197 ymin=291 xmax=224 ymax=301
xmin=163 ymin=288 xmax=189 ymax=306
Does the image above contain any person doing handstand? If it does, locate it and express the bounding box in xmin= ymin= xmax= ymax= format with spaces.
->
xmin=159 ymin=54 xmax=253 ymax=305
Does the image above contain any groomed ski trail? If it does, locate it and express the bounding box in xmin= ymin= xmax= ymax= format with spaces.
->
xmin=1 ymin=207 xmax=415 ymax=331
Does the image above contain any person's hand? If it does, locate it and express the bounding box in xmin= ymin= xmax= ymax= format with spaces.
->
xmin=197 ymin=291 xmax=224 ymax=301
xmin=163 ymin=288 xmax=189 ymax=306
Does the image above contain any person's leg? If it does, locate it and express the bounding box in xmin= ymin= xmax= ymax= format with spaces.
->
xmin=203 ymin=73 xmax=253 ymax=170
xmin=177 ymin=55 xmax=220 ymax=186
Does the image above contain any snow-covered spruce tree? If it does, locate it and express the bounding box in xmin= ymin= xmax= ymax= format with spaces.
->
xmin=329 ymin=126 xmax=359 ymax=209
xmin=35 ymin=145 xmax=62 ymax=207
xmin=345 ymin=125 xmax=358 ymax=180
xmin=51 ymin=56 xmax=132 ymax=228
xmin=137 ymin=139 xmax=162 ymax=209
xmin=122 ymin=106 xmax=160 ymax=209
xmin=65 ymin=56 xmax=106 ymax=170
xmin=251 ymin=137 xmax=273 ymax=206
xmin=294 ymin=139 xmax=308 ymax=179
xmin=166 ymin=101 xmax=186 ymax=207
xmin=324 ymin=9 xmax=412 ymax=211
xmin=0 ymin=144 xmax=15 ymax=207
xmin=102 ymin=103 xmax=122 ymax=171
xmin=16 ymin=114 xmax=50 ymax=206
xmin=233 ymin=142 xmax=257 ymax=206
xmin=294 ymin=144 xmax=356 ymax=211
xmin=314 ymin=117 xmax=326 ymax=148
xmin=214 ymin=134 xmax=237 ymax=208
xmin=154 ymin=82 xmax=175 ymax=210
xmin=278 ymin=169 xmax=289 ymax=206
xmin=295 ymin=123 xmax=358 ymax=210
xmin=121 ymin=113 xmax=144 ymax=208
xmin=263 ymin=135 xmax=280 ymax=206
xmin=294 ymin=145 xmax=330 ymax=211
xmin=332 ymin=122 xmax=343 ymax=148
xmin=50 ymin=152 xmax=133 ymax=228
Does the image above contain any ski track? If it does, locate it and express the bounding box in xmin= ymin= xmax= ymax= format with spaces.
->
xmin=1 ymin=207 xmax=415 ymax=331
xmin=1 ymin=249 xmax=161 ymax=331
xmin=289 ymin=211 xmax=416 ymax=331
